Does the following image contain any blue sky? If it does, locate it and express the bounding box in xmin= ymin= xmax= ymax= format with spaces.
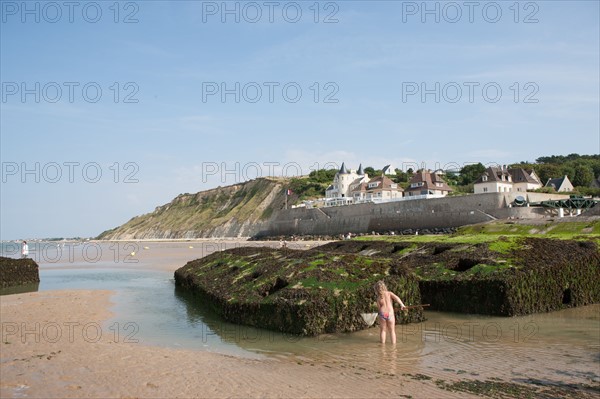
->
xmin=1 ymin=0 xmax=599 ymax=240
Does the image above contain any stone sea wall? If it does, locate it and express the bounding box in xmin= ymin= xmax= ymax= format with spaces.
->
xmin=257 ymin=192 xmax=572 ymax=238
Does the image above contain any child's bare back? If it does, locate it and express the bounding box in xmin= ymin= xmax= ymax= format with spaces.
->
xmin=374 ymin=280 xmax=406 ymax=344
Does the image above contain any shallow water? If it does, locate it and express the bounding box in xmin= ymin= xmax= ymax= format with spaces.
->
xmin=2 ymin=241 xmax=599 ymax=388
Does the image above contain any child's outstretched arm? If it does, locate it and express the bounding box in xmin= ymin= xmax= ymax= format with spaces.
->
xmin=390 ymin=292 xmax=407 ymax=310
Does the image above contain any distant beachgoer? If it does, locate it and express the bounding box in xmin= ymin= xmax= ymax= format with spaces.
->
xmin=374 ymin=280 xmax=406 ymax=344
xmin=21 ymin=241 xmax=29 ymax=258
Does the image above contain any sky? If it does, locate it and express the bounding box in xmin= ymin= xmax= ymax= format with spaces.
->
xmin=1 ymin=0 xmax=599 ymax=240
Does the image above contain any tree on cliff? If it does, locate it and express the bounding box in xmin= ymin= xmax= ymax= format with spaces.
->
xmin=514 ymin=153 xmax=600 ymax=196
xmin=459 ymin=163 xmax=486 ymax=186
xmin=570 ymin=162 xmax=595 ymax=187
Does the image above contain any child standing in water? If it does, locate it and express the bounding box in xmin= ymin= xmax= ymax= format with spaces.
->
xmin=374 ymin=280 xmax=406 ymax=344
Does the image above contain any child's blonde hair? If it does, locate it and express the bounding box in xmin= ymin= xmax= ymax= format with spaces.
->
xmin=374 ymin=280 xmax=387 ymax=296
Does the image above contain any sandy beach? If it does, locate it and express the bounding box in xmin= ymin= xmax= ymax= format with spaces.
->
xmin=2 ymin=240 xmax=598 ymax=398
xmin=1 ymin=240 xmax=471 ymax=398
xmin=1 ymin=289 xmax=474 ymax=398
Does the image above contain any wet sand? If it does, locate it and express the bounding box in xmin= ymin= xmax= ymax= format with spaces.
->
xmin=2 ymin=240 xmax=598 ymax=398
xmin=1 ymin=290 xmax=475 ymax=398
xmin=33 ymin=239 xmax=325 ymax=272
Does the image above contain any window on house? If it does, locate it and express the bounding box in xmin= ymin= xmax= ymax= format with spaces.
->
xmin=483 ymin=187 xmax=488 ymax=192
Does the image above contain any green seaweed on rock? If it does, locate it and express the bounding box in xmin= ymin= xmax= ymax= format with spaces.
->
xmin=174 ymin=247 xmax=425 ymax=336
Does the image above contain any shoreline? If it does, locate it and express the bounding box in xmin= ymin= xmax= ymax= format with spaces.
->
xmin=1 ymin=289 xmax=475 ymax=398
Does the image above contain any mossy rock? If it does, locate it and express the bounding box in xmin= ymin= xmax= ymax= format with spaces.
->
xmin=174 ymin=247 xmax=424 ymax=336
xmin=315 ymin=238 xmax=600 ymax=316
xmin=0 ymin=257 xmax=40 ymax=288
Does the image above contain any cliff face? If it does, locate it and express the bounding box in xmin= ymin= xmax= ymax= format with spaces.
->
xmin=98 ymin=178 xmax=287 ymax=240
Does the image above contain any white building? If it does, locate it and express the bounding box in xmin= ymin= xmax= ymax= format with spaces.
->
xmin=545 ymin=176 xmax=574 ymax=192
xmin=352 ymin=175 xmax=403 ymax=202
xmin=325 ymin=163 xmax=403 ymax=205
xmin=405 ymin=170 xmax=453 ymax=197
xmin=509 ymin=168 xmax=543 ymax=192
xmin=474 ymin=166 xmax=543 ymax=194
xmin=473 ymin=166 xmax=513 ymax=194
xmin=325 ymin=163 xmax=369 ymax=203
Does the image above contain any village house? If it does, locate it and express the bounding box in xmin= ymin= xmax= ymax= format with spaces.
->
xmin=325 ymin=163 xmax=402 ymax=205
xmin=405 ymin=170 xmax=453 ymax=197
xmin=325 ymin=163 xmax=369 ymax=205
xmin=545 ymin=175 xmax=574 ymax=192
xmin=473 ymin=166 xmax=542 ymax=194
xmin=352 ymin=174 xmax=403 ymax=202
xmin=509 ymin=167 xmax=543 ymax=192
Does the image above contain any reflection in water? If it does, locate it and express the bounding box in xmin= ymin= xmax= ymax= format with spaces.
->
xmin=0 ymin=282 xmax=39 ymax=296
xmin=173 ymin=285 xmax=309 ymax=358
xmin=174 ymin=286 xmax=600 ymax=386
xmin=380 ymin=344 xmax=399 ymax=376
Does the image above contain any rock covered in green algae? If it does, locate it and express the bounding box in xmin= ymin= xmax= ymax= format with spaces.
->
xmin=322 ymin=238 xmax=600 ymax=316
xmin=174 ymin=246 xmax=424 ymax=336
xmin=0 ymin=257 xmax=40 ymax=288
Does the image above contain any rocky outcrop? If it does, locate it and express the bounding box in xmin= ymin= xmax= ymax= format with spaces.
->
xmin=174 ymin=247 xmax=425 ymax=336
xmin=0 ymin=257 xmax=40 ymax=288
xmin=173 ymin=236 xmax=599 ymax=335
xmin=319 ymin=238 xmax=600 ymax=316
